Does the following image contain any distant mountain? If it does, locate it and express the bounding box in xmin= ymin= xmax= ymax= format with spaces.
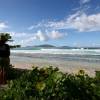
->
xmin=34 ymin=44 xmax=56 ymax=48
xmin=83 ymin=47 xmax=100 ymax=49
xmin=58 ymin=46 xmax=77 ymax=49
xmin=12 ymin=44 xmax=100 ymax=50
xmin=12 ymin=44 xmax=56 ymax=50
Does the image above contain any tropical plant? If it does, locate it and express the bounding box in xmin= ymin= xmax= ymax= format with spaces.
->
xmin=0 ymin=66 xmax=100 ymax=100
xmin=0 ymin=33 xmax=12 ymax=42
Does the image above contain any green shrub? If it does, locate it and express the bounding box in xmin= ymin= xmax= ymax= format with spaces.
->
xmin=0 ymin=66 xmax=100 ymax=100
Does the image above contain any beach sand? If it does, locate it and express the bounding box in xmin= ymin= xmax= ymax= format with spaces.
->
xmin=10 ymin=55 xmax=100 ymax=77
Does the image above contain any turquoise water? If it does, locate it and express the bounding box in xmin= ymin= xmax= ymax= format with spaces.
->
xmin=11 ymin=49 xmax=100 ymax=63
xmin=11 ymin=49 xmax=100 ymax=55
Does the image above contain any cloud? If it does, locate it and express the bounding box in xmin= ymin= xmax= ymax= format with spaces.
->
xmin=49 ymin=30 xmax=64 ymax=39
xmin=8 ymin=30 xmax=65 ymax=46
xmin=10 ymin=32 xmax=28 ymax=38
xmin=33 ymin=30 xmax=48 ymax=41
xmin=28 ymin=26 xmax=34 ymax=30
xmin=42 ymin=11 xmax=100 ymax=32
xmin=67 ymin=12 xmax=100 ymax=32
xmin=28 ymin=0 xmax=98 ymax=33
xmin=80 ymin=0 xmax=90 ymax=4
xmin=28 ymin=20 xmax=47 ymax=30
xmin=8 ymin=32 xmax=34 ymax=46
xmin=28 ymin=10 xmax=100 ymax=32
xmin=33 ymin=30 xmax=65 ymax=41
xmin=28 ymin=23 xmax=41 ymax=30
xmin=0 ymin=22 xmax=8 ymax=31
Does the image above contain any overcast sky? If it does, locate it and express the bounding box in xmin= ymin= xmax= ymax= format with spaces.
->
xmin=0 ymin=0 xmax=100 ymax=47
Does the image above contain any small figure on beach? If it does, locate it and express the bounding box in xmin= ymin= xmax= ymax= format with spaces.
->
xmin=0 ymin=33 xmax=11 ymax=84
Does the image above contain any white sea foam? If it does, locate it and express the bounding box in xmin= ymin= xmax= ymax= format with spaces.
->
xmin=11 ymin=49 xmax=100 ymax=55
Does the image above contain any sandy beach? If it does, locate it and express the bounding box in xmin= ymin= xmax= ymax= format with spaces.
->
xmin=10 ymin=53 xmax=100 ymax=77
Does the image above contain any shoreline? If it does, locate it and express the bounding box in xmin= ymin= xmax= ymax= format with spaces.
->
xmin=10 ymin=55 xmax=100 ymax=77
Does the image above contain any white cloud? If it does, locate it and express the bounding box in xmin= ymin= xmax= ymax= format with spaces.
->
xmin=28 ymin=24 xmax=41 ymax=30
xmin=0 ymin=22 xmax=8 ymax=31
xmin=33 ymin=30 xmax=65 ymax=41
xmin=18 ymin=37 xmax=37 ymax=46
xmin=10 ymin=32 xmax=28 ymax=38
xmin=8 ymin=32 xmax=34 ymax=46
xmin=49 ymin=30 xmax=64 ymax=39
xmin=33 ymin=30 xmax=48 ymax=41
xmin=28 ymin=26 xmax=34 ymax=30
xmin=67 ymin=12 xmax=100 ymax=32
xmin=80 ymin=0 xmax=90 ymax=4
xmin=8 ymin=30 xmax=65 ymax=46
xmin=28 ymin=21 xmax=47 ymax=30
xmin=28 ymin=10 xmax=100 ymax=32
xmin=44 ymin=11 xmax=100 ymax=32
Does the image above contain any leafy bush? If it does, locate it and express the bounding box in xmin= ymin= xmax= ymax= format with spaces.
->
xmin=0 ymin=66 xmax=100 ymax=100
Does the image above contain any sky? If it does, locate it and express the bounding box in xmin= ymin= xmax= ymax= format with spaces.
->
xmin=0 ymin=0 xmax=100 ymax=47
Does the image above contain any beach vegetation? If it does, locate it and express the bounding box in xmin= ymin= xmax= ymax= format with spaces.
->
xmin=0 ymin=33 xmax=12 ymax=42
xmin=0 ymin=66 xmax=100 ymax=100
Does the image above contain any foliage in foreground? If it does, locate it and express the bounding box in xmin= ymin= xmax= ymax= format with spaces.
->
xmin=0 ymin=66 xmax=100 ymax=100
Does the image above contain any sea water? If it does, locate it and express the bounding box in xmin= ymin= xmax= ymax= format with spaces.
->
xmin=11 ymin=49 xmax=100 ymax=63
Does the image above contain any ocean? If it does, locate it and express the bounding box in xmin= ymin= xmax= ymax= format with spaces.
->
xmin=11 ymin=49 xmax=100 ymax=63
xmin=10 ymin=49 xmax=100 ymax=76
